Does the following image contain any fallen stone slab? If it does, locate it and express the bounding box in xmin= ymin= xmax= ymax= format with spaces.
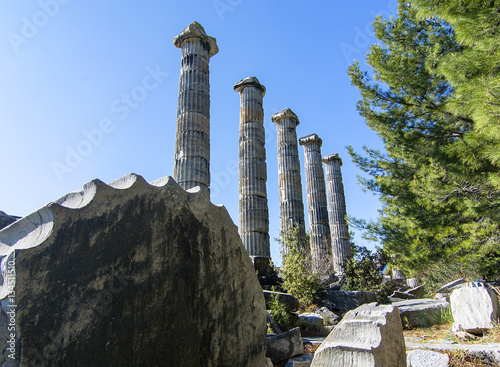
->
xmin=316 ymin=290 xmax=377 ymax=314
xmin=315 ymin=307 xmax=340 ymax=326
xmin=264 ymin=290 xmax=300 ymax=312
xmin=407 ymin=278 xmax=419 ymax=288
xmin=406 ymin=342 xmax=500 ymax=365
xmin=392 ymin=298 xmax=450 ymax=329
xmin=406 ymin=285 xmax=426 ymax=298
xmin=298 ymin=313 xmax=331 ymax=336
xmin=391 ymin=291 xmax=416 ymax=300
xmin=406 ymin=350 xmax=449 ymax=367
xmin=266 ymin=327 xmax=304 ymax=364
xmin=436 ymin=279 xmax=464 ymax=293
xmin=284 ymin=353 xmax=314 ymax=367
xmin=311 ymin=303 xmax=406 ymax=367
xmin=434 ymin=293 xmax=449 ymax=301
xmin=451 ymin=283 xmax=500 ymax=334
xmin=0 ymin=174 xmax=267 ymax=366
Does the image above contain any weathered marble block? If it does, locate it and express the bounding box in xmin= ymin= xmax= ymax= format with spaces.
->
xmin=0 ymin=174 xmax=266 ymax=366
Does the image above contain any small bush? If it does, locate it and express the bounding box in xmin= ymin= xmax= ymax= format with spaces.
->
xmin=268 ymin=292 xmax=295 ymax=331
xmin=277 ymin=228 xmax=321 ymax=307
xmin=343 ymin=245 xmax=392 ymax=302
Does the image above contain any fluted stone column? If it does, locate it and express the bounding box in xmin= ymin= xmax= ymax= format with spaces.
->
xmin=173 ymin=21 xmax=218 ymax=192
xmin=271 ymin=109 xmax=307 ymax=256
xmin=234 ymin=76 xmax=270 ymax=261
xmin=299 ymin=134 xmax=332 ymax=273
xmin=323 ymin=153 xmax=351 ymax=275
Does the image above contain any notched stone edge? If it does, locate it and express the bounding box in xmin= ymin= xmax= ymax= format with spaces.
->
xmin=0 ymin=173 xmax=197 ymax=300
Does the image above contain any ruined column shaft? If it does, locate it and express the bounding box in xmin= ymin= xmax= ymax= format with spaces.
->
xmin=272 ymin=109 xmax=307 ymax=256
xmin=173 ymin=22 xmax=218 ymax=192
xmin=235 ymin=77 xmax=270 ymax=258
xmin=323 ymin=154 xmax=351 ymax=275
xmin=299 ymin=134 xmax=332 ymax=273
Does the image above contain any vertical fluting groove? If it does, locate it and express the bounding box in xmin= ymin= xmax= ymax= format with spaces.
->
xmin=299 ymin=134 xmax=332 ymax=274
xmin=323 ymin=153 xmax=351 ymax=275
xmin=235 ymin=77 xmax=270 ymax=258
xmin=173 ymin=22 xmax=218 ymax=193
xmin=271 ymin=109 xmax=307 ymax=258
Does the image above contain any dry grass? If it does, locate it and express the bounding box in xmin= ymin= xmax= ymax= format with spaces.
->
xmin=303 ymin=343 xmax=320 ymax=354
xmin=403 ymin=322 xmax=454 ymax=342
xmin=446 ymin=350 xmax=496 ymax=367
xmin=480 ymin=322 xmax=500 ymax=344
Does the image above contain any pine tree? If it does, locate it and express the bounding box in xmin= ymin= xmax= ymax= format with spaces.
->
xmin=348 ymin=1 xmax=500 ymax=277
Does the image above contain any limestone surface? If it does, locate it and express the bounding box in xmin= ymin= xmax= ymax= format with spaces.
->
xmin=299 ymin=134 xmax=332 ymax=274
xmin=173 ymin=21 xmax=218 ymax=192
xmin=451 ymin=284 xmax=500 ymax=334
xmin=0 ymin=174 xmax=266 ymax=366
xmin=266 ymin=327 xmax=304 ymax=364
xmin=406 ymin=350 xmax=449 ymax=367
xmin=392 ymin=298 xmax=450 ymax=329
xmin=322 ymin=153 xmax=351 ymax=275
xmin=272 ymin=108 xmax=307 ymax=254
xmin=311 ymin=303 xmax=406 ymax=367
xmin=235 ymin=76 xmax=270 ymax=260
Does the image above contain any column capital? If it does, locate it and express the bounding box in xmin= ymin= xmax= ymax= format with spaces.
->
xmin=323 ymin=153 xmax=343 ymax=166
xmin=234 ymin=76 xmax=266 ymax=96
xmin=299 ymin=133 xmax=322 ymax=146
xmin=271 ymin=108 xmax=299 ymax=126
xmin=173 ymin=21 xmax=219 ymax=57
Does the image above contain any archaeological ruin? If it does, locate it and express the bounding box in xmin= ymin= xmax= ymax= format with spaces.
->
xmin=173 ymin=21 xmax=218 ymax=192
xmin=323 ymin=153 xmax=351 ymax=275
xmin=234 ymin=76 xmax=271 ymax=263
xmin=271 ymin=108 xmax=308 ymax=256
xmin=299 ymin=133 xmax=332 ymax=274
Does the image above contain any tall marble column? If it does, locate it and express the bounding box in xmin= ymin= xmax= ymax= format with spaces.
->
xmin=234 ymin=76 xmax=270 ymax=260
xmin=173 ymin=21 xmax=218 ymax=192
xmin=299 ymin=134 xmax=332 ymax=273
xmin=323 ymin=153 xmax=351 ymax=275
xmin=271 ymin=108 xmax=307 ymax=256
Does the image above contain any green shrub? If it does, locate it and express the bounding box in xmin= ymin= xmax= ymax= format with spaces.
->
xmin=343 ymin=245 xmax=392 ymax=303
xmin=277 ymin=227 xmax=321 ymax=307
xmin=268 ymin=292 xmax=295 ymax=331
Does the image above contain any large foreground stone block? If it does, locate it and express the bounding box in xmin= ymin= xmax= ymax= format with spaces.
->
xmin=311 ymin=303 xmax=406 ymax=367
xmin=0 ymin=174 xmax=267 ymax=367
xmin=451 ymin=283 xmax=500 ymax=334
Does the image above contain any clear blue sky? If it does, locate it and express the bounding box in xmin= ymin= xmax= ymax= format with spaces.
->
xmin=0 ymin=1 xmax=396 ymax=266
